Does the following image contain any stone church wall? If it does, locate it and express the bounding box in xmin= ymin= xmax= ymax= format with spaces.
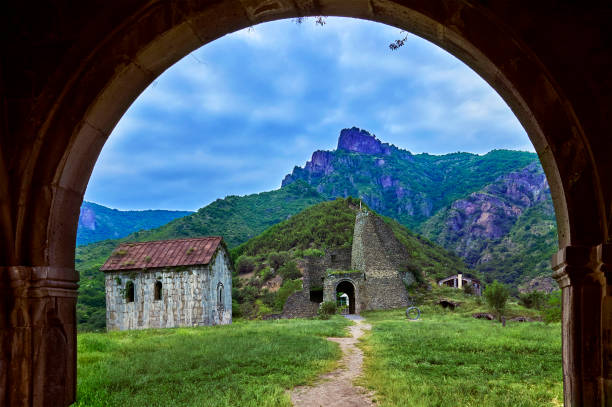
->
xmin=105 ymin=249 xmax=232 ymax=330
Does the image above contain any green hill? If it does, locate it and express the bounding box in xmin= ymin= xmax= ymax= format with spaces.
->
xmin=230 ymin=198 xmax=474 ymax=319
xmin=232 ymin=197 xmax=471 ymax=282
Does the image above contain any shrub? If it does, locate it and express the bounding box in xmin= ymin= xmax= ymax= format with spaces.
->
xmin=543 ymin=290 xmax=562 ymax=323
xmin=279 ymin=261 xmax=301 ymax=280
xmin=318 ymin=301 xmax=337 ymax=320
xmin=235 ymin=255 xmax=256 ymax=274
xmin=402 ymin=262 xmax=425 ymax=286
xmin=259 ymin=267 xmax=274 ymax=282
xmin=231 ymin=300 xmax=242 ymax=318
xmin=303 ymin=248 xmax=324 ymax=257
xmin=260 ymin=289 xmax=276 ymax=308
xmin=268 ymin=251 xmax=289 ymax=270
xmin=519 ymin=290 xmax=548 ymax=310
xmin=484 ymin=280 xmax=509 ymax=321
xmin=462 ymin=283 xmax=474 ymax=295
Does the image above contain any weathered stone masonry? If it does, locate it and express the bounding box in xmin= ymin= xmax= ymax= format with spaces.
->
xmin=283 ymin=211 xmax=411 ymax=317
xmin=102 ymin=237 xmax=232 ymax=330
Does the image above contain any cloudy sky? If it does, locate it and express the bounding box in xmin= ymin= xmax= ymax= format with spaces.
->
xmin=85 ymin=17 xmax=532 ymax=211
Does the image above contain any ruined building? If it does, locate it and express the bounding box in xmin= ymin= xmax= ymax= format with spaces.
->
xmin=438 ymin=274 xmax=482 ymax=296
xmin=101 ymin=237 xmax=232 ymax=330
xmin=283 ymin=211 xmax=413 ymax=317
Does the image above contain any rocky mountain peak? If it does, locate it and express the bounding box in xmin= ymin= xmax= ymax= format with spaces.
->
xmin=337 ymin=127 xmax=391 ymax=155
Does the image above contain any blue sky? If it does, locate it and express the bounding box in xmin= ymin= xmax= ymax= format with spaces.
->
xmin=85 ymin=17 xmax=531 ymax=211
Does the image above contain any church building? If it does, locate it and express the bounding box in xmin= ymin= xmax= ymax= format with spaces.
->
xmin=101 ymin=237 xmax=232 ymax=330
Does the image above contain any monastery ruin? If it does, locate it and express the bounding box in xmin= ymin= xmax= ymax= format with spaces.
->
xmin=283 ymin=210 xmax=414 ymax=318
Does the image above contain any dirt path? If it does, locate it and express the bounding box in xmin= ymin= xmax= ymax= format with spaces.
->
xmin=290 ymin=316 xmax=376 ymax=407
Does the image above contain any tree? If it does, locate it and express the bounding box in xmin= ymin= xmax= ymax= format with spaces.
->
xmin=484 ymin=280 xmax=509 ymax=321
xmin=235 ymin=255 xmax=256 ymax=274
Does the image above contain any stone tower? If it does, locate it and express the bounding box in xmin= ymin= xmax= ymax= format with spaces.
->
xmin=352 ymin=211 xmax=410 ymax=310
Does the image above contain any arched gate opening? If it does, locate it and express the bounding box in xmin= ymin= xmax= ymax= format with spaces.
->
xmin=336 ymin=280 xmax=356 ymax=315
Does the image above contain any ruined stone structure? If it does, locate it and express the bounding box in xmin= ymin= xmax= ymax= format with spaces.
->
xmin=438 ymin=274 xmax=482 ymax=296
xmin=3 ymin=2 xmax=612 ymax=405
xmin=101 ymin=237 xmax=232 ymax=330
xmin=284 ymin=211 xmax=411 ymax=317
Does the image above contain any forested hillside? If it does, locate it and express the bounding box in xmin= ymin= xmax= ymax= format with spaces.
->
xmin=77 ymin=201 xmax=192 ymax=246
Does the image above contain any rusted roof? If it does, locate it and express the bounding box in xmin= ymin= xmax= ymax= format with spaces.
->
xmin=100 ymin=237 xmax=224 ymax=271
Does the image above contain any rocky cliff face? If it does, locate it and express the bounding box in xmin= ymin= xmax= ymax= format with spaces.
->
xmin=422 ymin=163 xmax=550 ymax=264
xmin=281 ymin=127 xmax=539 ymax=230
xmin=337 ymin=127 xmax=392 ymax=155
xmin=420 ymin=162 xmax=557 ymax=286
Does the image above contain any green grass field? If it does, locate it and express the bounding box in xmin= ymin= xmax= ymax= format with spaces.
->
xmin=75 ymin=291 xmax=562 ymax=407
xmin=75 ymin=317 xmax=350 ymax=406
xmin=360 ymin=307 xmax=563 ymax=407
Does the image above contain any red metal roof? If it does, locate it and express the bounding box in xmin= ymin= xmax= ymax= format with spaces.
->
xmin=100 ymin=237 xmax=224 ymax=271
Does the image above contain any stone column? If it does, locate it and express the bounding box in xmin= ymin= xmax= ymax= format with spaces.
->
xmin=0 ymin=266 xmax=78 ymax=406
xmin=553 ymin=245 xmax=604 ymax=406
xmin=599 ymin=244 xmax=612 ymax=406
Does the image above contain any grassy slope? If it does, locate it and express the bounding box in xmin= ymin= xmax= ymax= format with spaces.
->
xmin=360 ymin=291 xmax=562 ymax=407
xmin=75 ymin=317 xmax=350 ymax=407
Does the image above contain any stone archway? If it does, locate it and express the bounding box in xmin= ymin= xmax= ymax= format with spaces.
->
xmin=336 ymin=280 xmax=357 ymax=315
xmin=3 ymin=2 xmax=612 ymax=406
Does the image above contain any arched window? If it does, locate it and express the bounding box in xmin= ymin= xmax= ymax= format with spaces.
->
xmin=217 ymin=282 xmax=224 ymax=305
xmin=154 ymin=281 xmax=162 ymax=301
xmin=125 ymin=281 xmax=134 ymax=303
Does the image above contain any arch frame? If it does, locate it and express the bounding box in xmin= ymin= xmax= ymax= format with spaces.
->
xmin=335 ymin=278 xmax=358 ymax=314
xmin=3 ymin=1 xmax=612 ymax=406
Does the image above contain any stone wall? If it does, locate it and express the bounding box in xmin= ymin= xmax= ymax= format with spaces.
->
xmin=282 ymin=290 xmax=319 ymax=318
xmin=105 ymin=249 xmax=232 ymax=330
xmin=352 ymin=211 xmax=410 ymax=310
xmin=301 ymin=247 xmax=351 ymax=290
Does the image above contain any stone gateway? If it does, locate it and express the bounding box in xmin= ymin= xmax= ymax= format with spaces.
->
xmin=101 ymin=237 xmax=232 ymax=330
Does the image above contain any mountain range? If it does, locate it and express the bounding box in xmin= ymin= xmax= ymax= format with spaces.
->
xmin=77 ymin=202 xmax=192 ymax=246
xmin=75 ymin=127 xmax=559 ymax=329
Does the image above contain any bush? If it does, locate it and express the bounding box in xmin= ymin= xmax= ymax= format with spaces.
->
xmin=232 ymin=300 xmax=242 ymax=318
xmin=318 ymin=301 xmax=337 ymax=320
xmin=543 ymin=290 xmax=562 ymax=323
xmin=462 ymin=283 xmax=474 ymax=295
xmin=268 ymin=251 xmax=289 ymax=270
xmin=279 ymin=261 xmax=301 ymax=280
xmin=235 ymin=255 xmax=256 ymax=274
xmin=259 ymin=267 xmax=274 ymax=282
xmin=303 ymin=248 xmax=324 ymax=257
xmin=519 ymin=290 xmax=548 ymax=310
xmin=484 ymin=280 xmax=509 ymax=321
